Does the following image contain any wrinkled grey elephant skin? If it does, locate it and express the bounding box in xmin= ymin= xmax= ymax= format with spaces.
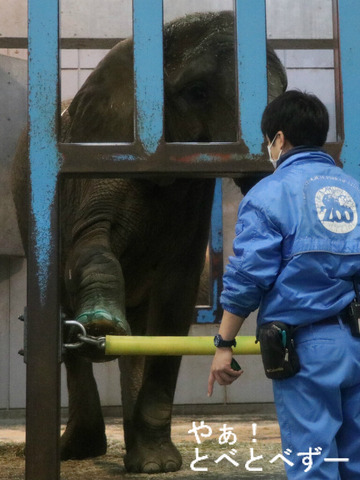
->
xmin=11 ymin=11 xmax=287 ymax=474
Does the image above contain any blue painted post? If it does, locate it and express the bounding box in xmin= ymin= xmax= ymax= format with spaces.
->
xmin=27 ymin=0 xmax=61 ymax=478
xmin=235 ymin=0 xmax=267 ymax=155
xmin=338 ymin=0 xmax=360 ymax=181
xmin=133 ymin=0 xmax=164 ymax=154
xmin=197 ymin=179 xmax=224 ymax=323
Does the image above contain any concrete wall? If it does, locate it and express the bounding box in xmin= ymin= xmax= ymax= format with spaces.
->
xmin=0 ymin=0 xmax=337 ymax=410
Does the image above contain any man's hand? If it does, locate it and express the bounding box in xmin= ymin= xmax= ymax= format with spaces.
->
xmin=207 ymin=347 xmax=243 ymax=397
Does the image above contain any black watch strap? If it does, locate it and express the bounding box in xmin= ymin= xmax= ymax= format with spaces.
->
xmin=214 ymin=334 xmax=237 ymax=348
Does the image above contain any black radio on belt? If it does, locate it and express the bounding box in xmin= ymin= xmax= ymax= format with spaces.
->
xmin=349 ymin=301 xmax=360 ymax=337
xmin=349 ymin=279 xmax=360 ymax=337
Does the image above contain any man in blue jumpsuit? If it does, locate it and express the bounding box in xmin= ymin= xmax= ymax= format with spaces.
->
xmin=208 ymin=90 xmax=360 ymax=479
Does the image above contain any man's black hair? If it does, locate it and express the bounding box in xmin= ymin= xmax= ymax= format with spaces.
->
xmin=261 ymin=90 xmax=329 ymax=147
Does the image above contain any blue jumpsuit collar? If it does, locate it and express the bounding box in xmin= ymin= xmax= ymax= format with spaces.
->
xmin=276 ymin=146 xmax=336 ymax=170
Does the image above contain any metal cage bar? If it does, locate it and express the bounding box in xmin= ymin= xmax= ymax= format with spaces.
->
xmin=26 ymin=0 xmax=61 ymax=479
xmin=235 ymin=0 xmax=267 ymax=154
xmin=197 ymin=179 xmax=224 ymax=323
xmin=133 ymin=0 xmax=164 ymax=154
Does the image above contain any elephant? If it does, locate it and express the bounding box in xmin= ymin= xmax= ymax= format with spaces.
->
xmin=11 ymin=10 xmax=287 ymax=474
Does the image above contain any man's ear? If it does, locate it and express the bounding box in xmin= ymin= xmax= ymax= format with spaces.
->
xmin=278 ymin=131 xmax=295 ymax=152
xmin=277 ymin=131 xmax=286 ymax=149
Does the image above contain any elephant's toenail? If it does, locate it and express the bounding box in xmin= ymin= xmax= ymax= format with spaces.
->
xmin=164 ymin=461 xmax=178 ymax=472
xmin=142 ymin=462 xmax=161 ymax=473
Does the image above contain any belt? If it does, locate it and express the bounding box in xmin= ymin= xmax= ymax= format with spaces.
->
xmin=315 ymin=306 xmax=350 ymax=327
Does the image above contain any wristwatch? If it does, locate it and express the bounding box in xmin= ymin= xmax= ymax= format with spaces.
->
xmin=214 ymin=334 xmax=237 ymax=348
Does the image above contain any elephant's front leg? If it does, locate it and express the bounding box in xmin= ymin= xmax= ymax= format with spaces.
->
xmin=123 ymin=267 xmax=202 ymax=473
xmin=61 ymin=352 xmax=107 ymax=459
xmin=65 ymin=224 xmax=131 ymax=360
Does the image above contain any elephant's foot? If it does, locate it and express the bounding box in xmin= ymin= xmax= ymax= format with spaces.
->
xmin=124 ymin=436 xmax=182 ymax=473
xmin=77 ymin=309 xmax=130 ymax=336
xmin=68 ymin=309 xmax=130 ymax=361
xmin=60 ymin=423 xmax=107 ymax=460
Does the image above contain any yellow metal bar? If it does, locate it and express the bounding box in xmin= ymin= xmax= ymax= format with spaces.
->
xmin=105 ymin=336 xmax=260 ymax=356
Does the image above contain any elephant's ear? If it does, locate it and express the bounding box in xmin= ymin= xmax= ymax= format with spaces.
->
xmin=63 ymin=39 xmax=134 ymax=143
xmin=266 ymin=46 xmax=288 ymax=101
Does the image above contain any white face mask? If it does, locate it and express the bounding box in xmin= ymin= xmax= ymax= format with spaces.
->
xmin=267 ymin=133 xmax=282 ymax=168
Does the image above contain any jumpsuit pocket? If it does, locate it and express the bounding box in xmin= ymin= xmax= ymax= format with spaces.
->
xmin=257 ymin=322 xmax=300 ymax=380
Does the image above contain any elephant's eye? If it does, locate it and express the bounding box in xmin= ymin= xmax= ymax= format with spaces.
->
xmin=180 ymin=81 xmax=210 ymax=106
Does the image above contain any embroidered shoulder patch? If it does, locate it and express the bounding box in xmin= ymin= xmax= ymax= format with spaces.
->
xmin=315 ymin=186 xmax=358 ymax=234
